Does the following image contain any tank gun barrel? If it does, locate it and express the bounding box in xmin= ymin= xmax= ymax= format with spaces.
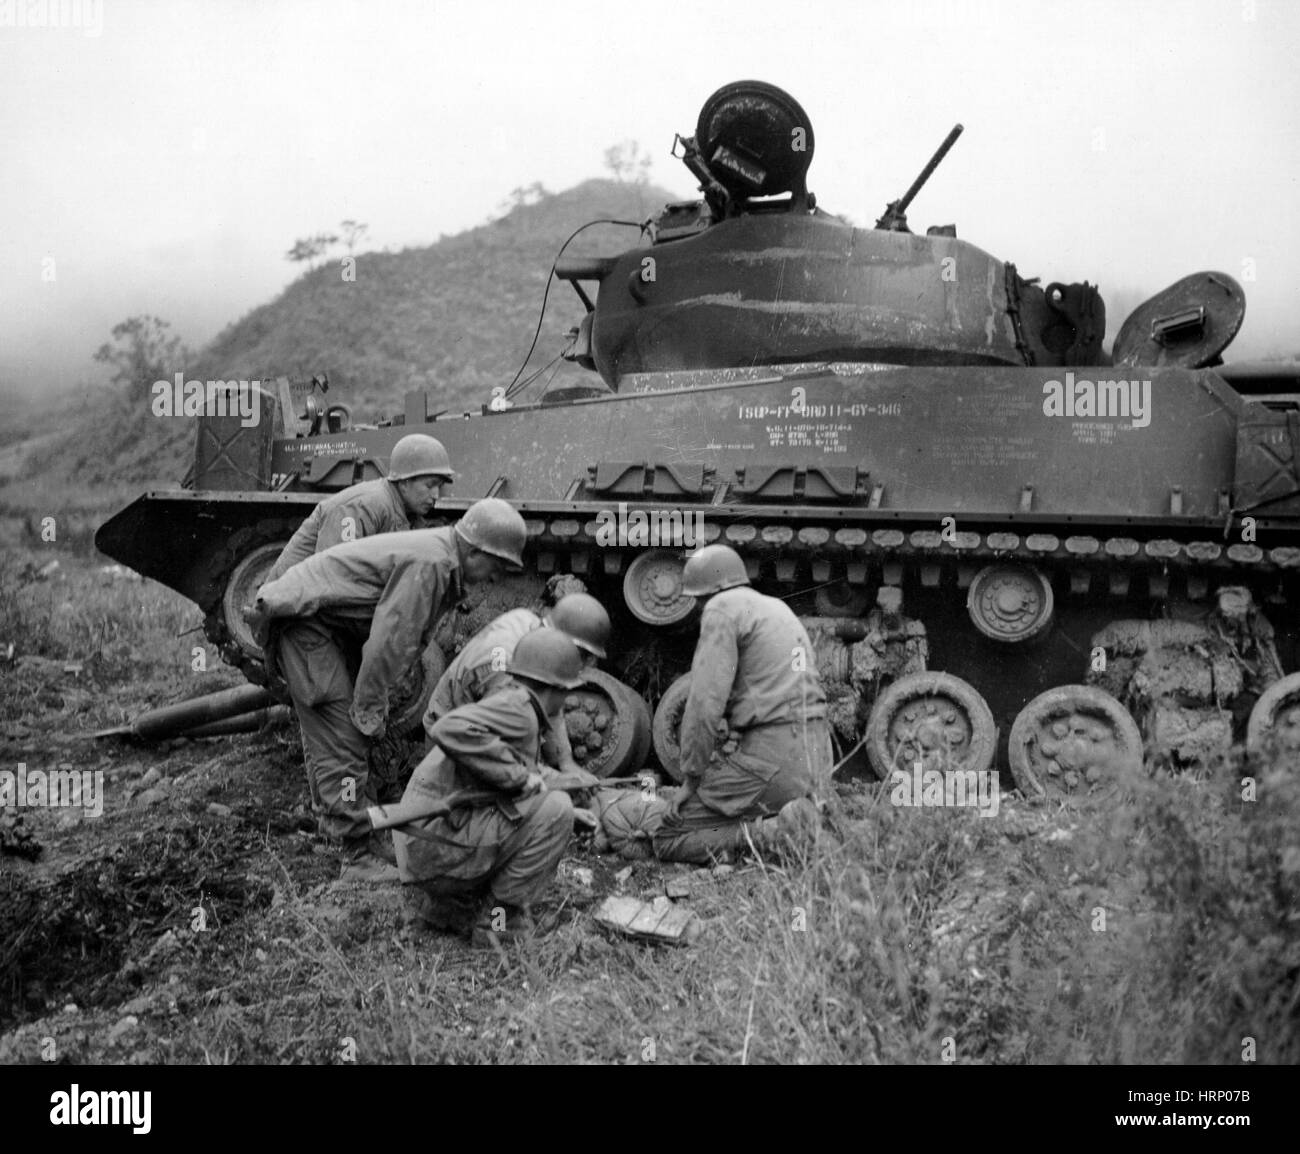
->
xmin=875 ymin=123 xmax=963 ymax=232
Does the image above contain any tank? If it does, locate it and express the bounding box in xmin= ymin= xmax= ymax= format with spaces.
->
xmin=96 ymin=81 xmax=1300 ymax=796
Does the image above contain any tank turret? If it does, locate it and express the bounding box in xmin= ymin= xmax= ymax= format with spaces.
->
xmin=558 ymin=81 xmax=1109 ymax=387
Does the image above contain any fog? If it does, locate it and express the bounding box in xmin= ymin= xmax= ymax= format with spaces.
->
xmin=3 ymin=0 xmax=1298 ymax=397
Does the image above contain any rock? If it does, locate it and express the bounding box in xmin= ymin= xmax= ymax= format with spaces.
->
xmin=140 ymin=768 xmax=162 ymax=788
xmin=63 ymin=1004 xmax=79 ymax=1015
xmin=107 ymin=1015 xmax=139 ymax=1045
xmin=1019 ymin=891 xmax=1042 ymax=921
xmin=712 ymin=863 xmax=734 ymax=878
xmin=1045 ymin=828 xmax=1073 ymax=843
xmin=614 ymin=865 xmax=633 ymax=887
xmin=665 ymin=876 xmax=691 ymax=899
xmin=206 ymin=802 xmax=233 ymax=819
xmin=567 ymin=866 xmax=593 ymax=888
xmin=135 ymin=788 xmax=167 ymax=808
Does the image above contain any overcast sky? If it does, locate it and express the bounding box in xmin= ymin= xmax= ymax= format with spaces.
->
xmin=3 ymin=0 xmax=1299 ymax=396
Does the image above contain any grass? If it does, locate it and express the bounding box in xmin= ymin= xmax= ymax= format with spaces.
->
xmin=2 ymin=534 xmax=1297 ymax=1064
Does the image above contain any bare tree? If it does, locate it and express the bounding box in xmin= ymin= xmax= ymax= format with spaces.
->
xmin=339 ymin=219 xmax=370 ymax=255
xmin=285 ymin=232 xmax=341 ymax=270
xmin=603 ymin=140 xmax=652 ymax=184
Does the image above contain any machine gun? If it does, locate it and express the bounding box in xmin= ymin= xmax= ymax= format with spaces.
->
xmin=875 ymin=123 xmax=964 ymax=233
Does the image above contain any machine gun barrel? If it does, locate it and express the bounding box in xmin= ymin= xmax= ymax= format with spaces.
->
xmin=875 ymin=123 xmax=964 ymax=231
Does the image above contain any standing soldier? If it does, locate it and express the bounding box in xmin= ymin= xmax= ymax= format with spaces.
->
xmin=265 ymin=433 xmax=455 ymax=582
xmin=396 ymin=629 xmax=586 ymax=945
xmin=249 ymin=498 xmax=527 ymax=882
xmin=653 ymin=544 xmax=832 ymax=864
xmin=425 ymin=590 xmax=611 ymax=779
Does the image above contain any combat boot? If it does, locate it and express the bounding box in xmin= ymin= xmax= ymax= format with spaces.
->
xmin=340 ymin=838 xmax=399 ymax=884
xmin=403 ymin=887 xmax=480 ymax=937
xmin=747 ymin=797 xmax=822 ymax=858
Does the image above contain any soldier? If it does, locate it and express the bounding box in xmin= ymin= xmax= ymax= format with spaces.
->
xmin=653 ymin=543 xmax=832 ymax=864
xmin=249 ymin=497 xmax=527 ymax=882
xmin=396 ymin=629 xmax=585 ymax=945
xmin=425 ymin=590 xmax=611 ymax=779
xmin=265 ymin=433 xmax=455 ymax=582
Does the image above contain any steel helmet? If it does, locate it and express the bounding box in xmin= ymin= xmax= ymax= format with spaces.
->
xmin=507 ymin=627 xmax=585 ymax=690
xmin=548 ymin=592 xmax=611 ymax=659
xmin=454 ymin=497 xmax=527 ymax=570
xmin=387 ymin=434 xmax=455 ymax=482
xmin=681 ymin=543 xmax=749 ymax=597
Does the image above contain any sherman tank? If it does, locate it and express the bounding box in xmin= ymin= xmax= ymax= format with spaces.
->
xmin=96 ymin=81 xmax=1300 ymax=796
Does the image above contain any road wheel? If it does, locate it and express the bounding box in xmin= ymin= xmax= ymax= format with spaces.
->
xmin=650 ymin=673 xmax=694 ymax=781
xmin=1247 ymin=672 xmax=1300 ymax=761
xmin=198 ymin=519 xmax=299 ymax=684
xmin=1008 ymin=685 xmax=1143 ymax=798
xmin=864 ymin=671 xmax=996 ymax=779
xmin=561 ymin=669 xmax=651 ymax=778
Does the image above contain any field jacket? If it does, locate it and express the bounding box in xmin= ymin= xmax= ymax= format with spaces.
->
xmin=266 ymin=478 xmax=414 ymax=583
xmin=254 ymin=527 xmax=461 ymax=735
xmin=679 ymin=585 xmax=827 ymax=781
xmin=396 ymin=683 xmax=552 ymax=883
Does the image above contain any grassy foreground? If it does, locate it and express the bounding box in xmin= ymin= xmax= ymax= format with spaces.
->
xmin=1 ymin=535 xmax=1296 ymax=1064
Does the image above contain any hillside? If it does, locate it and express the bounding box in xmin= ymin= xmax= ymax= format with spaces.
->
xmin=19 ymin=179 xmax=674 ymax=492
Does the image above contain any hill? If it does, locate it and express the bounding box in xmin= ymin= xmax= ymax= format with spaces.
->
xmin=18 ymin=179 xmax=674 ymax=494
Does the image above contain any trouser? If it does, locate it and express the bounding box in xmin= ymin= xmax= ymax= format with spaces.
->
xmin=398 ymin=789 xmax=575 ymax=908
xmin=276 ymin=617 xmax=371 ymax=843
xmin=653 ymin=715 xmax=833 ymax=864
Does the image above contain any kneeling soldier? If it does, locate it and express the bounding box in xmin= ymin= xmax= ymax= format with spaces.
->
xmin=395 ymin=629 xmax=586 ymax=945
xmin=250 ymin=497 xmax=526 ymax=883
xmin=425 ymin=590 xmax=611 ymax=778
xmin=654 ymin=544 xmax=833 ymax=864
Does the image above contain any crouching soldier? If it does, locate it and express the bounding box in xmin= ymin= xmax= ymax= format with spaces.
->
xmin=249 ymin=497 xmax=526 ymax=883
xmin=426 ymin=590 xmax=611 ymax=781
xmin=265 ymin=433 xmax=455 ymax=582
xmin=654 ymin=544 xmax=833 ymax=864
xmin=395 ymin=629 xmax=586 ymax=946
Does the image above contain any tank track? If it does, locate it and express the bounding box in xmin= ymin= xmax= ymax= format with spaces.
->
xmin=522 ymin=514 xmax=1300 ymax=591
